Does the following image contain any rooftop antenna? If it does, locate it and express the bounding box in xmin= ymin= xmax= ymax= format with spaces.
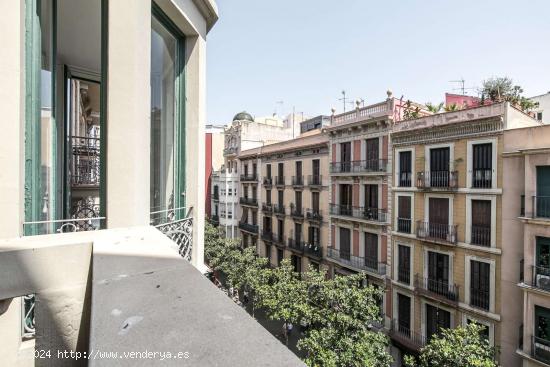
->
xmin=338 ymin=90 xmax=354 ymax=113
xmin=449 ymin=78 xmax=476 ymax=96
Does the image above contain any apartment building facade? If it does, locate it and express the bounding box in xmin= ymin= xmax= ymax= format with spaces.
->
xmin=503 ymin=124 xmax=550 ymax=366
xmin=389 ymin=103 xmax=540 ymax=364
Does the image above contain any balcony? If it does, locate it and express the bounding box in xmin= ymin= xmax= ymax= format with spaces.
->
xmin=469 ymin=287 xmax=490 ymax=311
xmin=389 ymin=320 xmax=426 ymax=351
xmin=263 ymin=177 xmax=273 ymax=187
xmin=529 ymin=265 xmax=550 ymax=292
xmin=327 ymin=247 xmax=386 ymax=275
xmin=397 ymin=218 xmax=412 ymax=234
xmin=239 ymin=222 xmax=259 ymax=234
xmin=471 ymin=225 xmax=491 ymax=247
xmin=262 ymin=203 xmax=273 ymax=214
xmin=532 ymin=196 xmax=550 ymax=219
xmin=291 ymin=175 xmax=304 ymax=188
xmin=414 ymin=274 xmax=459 ymax=304
xmin=261 ymin=230 xmax=275 ymax=243
xmin=305 ymin=209 xmax=323 ymax=222
xmin=329 ymin=204 xmax=387 ymax=224
xmin=273 ymin=204 xmax=286 ymax=216
xmin=307 ymin=175 xmax=323 ymax=188
xmin=304 ymin=242 xmax=322 ymax=259
xmin=275 ymin=176 xmax=285 ymax=187
xmin=240 ymin=173 xmax=258 ymax=182
xmin=397 ymin=267 xmax=410 ymax=285
xmin=273 ymin=233 xmax=285 ymax=247
xmin=71 ymin=136 xmax=100 ymax=188
xmin=239 ymin=197 xmax=258 ymax=207
xmin=211 ymin=214 xmax=219 ymax=224
xmin=472 ymin=168 xmax=493 ymax=189
xmin=417 ymin=170 xmax=458 ymax=190
xmin=532 ymin=336 xmax=550 ymax=365
xmin=416 ymin=221 xmax=458 ymax=245
xmin=213 ymin=192 xmax=220 ymax=201
xmin=330 ymin=159 xmax=388 ymax=174
xmin=223 ymin=146 xmax=238 ymax=155
xmin=398 ymin=172 xmax=412 ymax=187
xmin=290 ymin=204 xmax=304 ymax=219
xmin=287 ymin=238 xmax=305 ymax=252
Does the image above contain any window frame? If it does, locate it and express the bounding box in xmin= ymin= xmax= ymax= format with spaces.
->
xmin=465 ymin=194 xmax=497 ymax=248
xmin=395 ymin=192 xmax=414 ymax=234
xmin=395 ymin=147 xmax=415 ymax=188
xmin=394 ymin=241 xmax=414 ymax=287
xmin=465 ymin=255 xmax=496 ymax=314
xmin=467 ymin=138 xmax=497 ymax=190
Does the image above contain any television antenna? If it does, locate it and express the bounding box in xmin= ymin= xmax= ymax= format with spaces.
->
xmin=449 ymin=78 xmax=477 ymax=95
xmin=338 ymin=90 xmax=355 ymax=113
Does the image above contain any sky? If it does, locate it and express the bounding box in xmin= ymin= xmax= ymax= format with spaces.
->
xmin=206 ymin=0 xmax=550 ymax=125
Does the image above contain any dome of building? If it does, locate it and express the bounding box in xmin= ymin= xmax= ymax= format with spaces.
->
xmin=232 ymin=111 xmax=254 ymax=122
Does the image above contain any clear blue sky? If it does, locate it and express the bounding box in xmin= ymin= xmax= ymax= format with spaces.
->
xmin=206 ymin=0 xmax=550 ymax=124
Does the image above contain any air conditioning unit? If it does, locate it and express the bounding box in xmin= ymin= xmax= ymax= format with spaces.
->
xmin=537 ymin=274 xmax=550 ymax=290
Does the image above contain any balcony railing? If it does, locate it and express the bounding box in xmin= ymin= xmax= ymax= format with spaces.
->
xmin=416 ymin=221 xmax=458 ymax=245
xmin=275 ymin=176 xmax=285 ymax=187
xmin=288 ymin=238 xmax=305 ymax=252
xmin=472 ymin=168 xmax=493 ymax=188
xmin=470 ymin=288 xmax=490 ymax=311
xmin=307 ymin=175 xmax=322 ymax=187
xmin=534 ymin=196 xmax=550 ymax=219
xmin=390 ymin=320 xmax=426 ymax=350
xmin=223 ymin=146 xmax=238 ymax=155
xmin=292 ymin=176 xmax=304 ymax=187
xmin=327 ymin=247 xmax=386 ymax=275
xmin=417 ymin=170 xmax=458 ymax=190
xmin=290 ymin=204 xmax=304 ymax=219
xmin=397 ymin=267 xmax=410 ymax=285
xmin=239 ymin=197 xmax=258 ymax=206
xmin=211 ymin=215 xmax=219 ymax=223
xmin=531 ymin=265 xmax=550 ymax=292
xmin=398 ymin=172 xmax=412 ymax=187
xmin=306 ymin=209 xmax=323 ymax=222
xmin=532 ymin=336 xmax=550 ymax=364
xmin=304 ymin=242 xmax=322 ymax=258
xmin=263 ymin=177 xmax=273 ymax=187
xmin=213 ymin=193 xmax=220 ymax=201
xmin=273 ymin=204 xmax=286 ymax=216
xmin=262 ymin=203 xmax=273 ymax=214
xmin=239 ymin=222 xmax=259 ymax=234
xmin=329 ymin=204 xmax=387 ymax=223
xmin=415 ymin=274 xmax=459 ymax=303
xmin=262 ymin=231 xmax=274 ymax=242
xmin=521 ymin=195 xmax=525 ymax=216
xmin=71 ymin=136 xmax=100 ymax=187
xmin=471 ymin=225 xmax=491 ymax=247
xmin=240 ymin=173 xmax=258 ymax=182
xmin=397 ymin=218 xmax=412 ymax=234
xmin=330 ymin=159 xmax=388 ymax=174
xmin=154 ymin=208 xmax=194 ymax=261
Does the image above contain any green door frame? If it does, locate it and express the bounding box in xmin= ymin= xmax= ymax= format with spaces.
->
xmin=152 ymin=3 xmax=187 ymax=220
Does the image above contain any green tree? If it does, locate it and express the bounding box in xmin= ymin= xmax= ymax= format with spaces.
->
xmin=404 ymin=323 xmax=499 ymax=367
xmin=480 ymin=76 xmax=539 ymax=112
xmin=299 ymin=270 xmax=393 ymax=367
xmin=403 ymin=100 xmax=421 ymax=120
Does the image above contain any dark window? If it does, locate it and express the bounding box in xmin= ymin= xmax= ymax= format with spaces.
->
xmin=365 ymin=138 xmax=379 ymax=171
xmin=472 ymin=143 xmax=492 ymax=188
xmin=308 ymin=226 xmax=320 ymax=245
xmin=428 ymin=197 xmax=449 ymax=239
xmin=291 ymin=255 xmax=301 ymax=273
xmin=296 ymin=161 xmax=302 ymax=177
xmin=364 ymin=233 xmax=378 ymax=270
xmin=399 ymin=151 xmax=412 ymax=187
xmin=397 ymin=245 xmax=411 ymax=284
xmin=295 ymin=191 xmax=302 ymax=213
xmin=535 ymin=306 xmax=550 ymax=341
xmin=365 ymin=184 xmax=378 ymax=209
xmin=277 ymin=249 xmax=284 ymax=266
xmin=278 ymin=219 xmax=284 ymax=237
xmin=263 ymin=216 xmax=272 ymax=232
xmin=471 ymin=200 xmax=491 ymax=246
xmin=312 ymin=191 xmax=320 ymax=212
xmin=470 ymin=260 xmax=490 ymax=310
xmin=294 ymin=222 xmax=302 ymax=242
xmin=536 ymin=166 xmax=550 ymax=218
xmin=430 ymin=147 xmax=450 ymax=187
xmin=537 ymin=112 xmax=543 ymax=121
xmin=397 ymin=293 xmax=411 ymax=336
xmin=426 ymin=305 xmax=451 ymax=341
xmin=341 ymin=142 xmax=351 ymax=172
xmin=266 ymin=189 xmax=271 ymax=205
xmin=278 ymin=190 xmax=284 ymax=207
xmin=427 ymin=251 xmax=450 ymax=288
xmin=339 ymin=227 xmax=351 ymax=260
xmin=397 ymin=196 xmax=412 ymax=233
xmin=244 ymin=164 xmax=248 ymax=176
xmin=266 ymin=164 xmax=271 ymax=178
xmin=340 ymin=184 xmax=352 ymax=215
xmin=312 ymin=159 xmax=320 ymax=177
xmin=252 ymin=186 xmax=257 ymax=200
xmin=278 ymin=162 xmax=284 ymax=177
xmin=252 ymin=210 xmax=257 ymax=225
xmin=253 ymin=163 xmax=257 ymax=177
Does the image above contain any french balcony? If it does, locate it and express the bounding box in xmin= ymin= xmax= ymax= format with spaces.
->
xmin=239 ymin=222 xmax=259 ymax=235
xmin=273 ymin=204 xmax=286 ymax=216
xmin=275 ymin=176 xmax=285 ymax=187
xmin=532 ymin=196 xmax=550 ymax=219
xmin=291 ymin=175 xmax=304 ymax=188
xmin=262 ymin=203 xmax=273 ymax=214
xmin=472 ymin=168 xmax=493 ymax=189
xmin=397 ymin=218 xmax=412 ymax=234
xmin=329 ymin=204 xmax=387 ymax=223
xmin=414 ymin=274 xmax=459 ymax=304
xmin=532 ymin=336 xmax=550 ymax=365
xmin=389 ymin=320 xmax=426 ymax=351
xmin=307 ymin=175 xmax=323 ymax=188
xmin=417 ymin=170 xmax=458 ymax=190
xmin=471 ymin=225 xmax=491 ymax=247
xmin=330 ymin=159 xmax=388 ymax=174
xmin=416 ymin=221 xmax=458 ymax=245
xmin=263 ymin=177 xmax=273 ymax=187
xmin=327 ymin=247 xmax=386 ymax=275
xmin=398 ymin=172 xmax=412 ymax=187
xmin=290 ymin=204 xmax=304 ymax=219
xmin=304 ymin=242 xmax=322 ymax=259
xmin=530 ymin=265 xmax=550 ymax=292
xmin=261 ymin=230 xmax=274 ymax=243
xmin=305 ymin=209 xmax=323 ymax=222
xmin=240 ymin=173 xmax=258 ymax=182
xmin=273 ymin=233 xmax=286 ymax=247
xmin=287 ymin=238 xmax=305 ymax=252
xmin=397 ymin=267 xmax=411 ymax=285
xmin=469 ymin=287 xmax=490 ymax=311
xmin=240 ymin=197 xmax=258 ymax=207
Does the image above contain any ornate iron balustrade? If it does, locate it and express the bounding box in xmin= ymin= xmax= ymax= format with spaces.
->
xmin=416 ymin=221 xmax=458 ymax=245
xmin=275 ymin=176 xmax=285 ymax=187
xmin=22 ymin=294 xmax=35 ymax=340
xmin=291 ymin=176 xmax=304 ymax=187
xmin=307 ymin=175 xmax=322 ymax=187
xmin=240 ymin=173 xmax=258 ymax=182
xmin=330 ymin=159 xmax=388 ymax=174
xmin=389 ymin=319 xmax=426 ymax=350
xmin=290 ymin=204 xmax=304 ymax=219
xmin=533 ymin=196 xmax=550 ymax=219
xmin=414 ymin=274 xmax=459 ymax=303
xmin=304 ymin=242 xmax=322 ymax=259
xmin=398 ymin=266 xmax=410 ymax=285
xmin=239 ymin=222 xmax=259 ymax=234
xmin=262 ymin=231 xmax=274 ymax=242
xmin=398 ymin=172 xmax=412 ymax=187
xmin=239 ymin=197 xmax=258 ymax=206
xmin=472 ymin=168 xmax=493 ymax=188
xmin=397 ymin=218 xmax=412 ymax=234
xmin=533 ymin=336 xmax=550 ymax=364
xmin=71 ymin=136 xmax=100 ymax=187
xmin=153 ymin=207 xmax=193 ymax=262
xmin=417 ymin=170 xmax=458 ymax=189
xmin=327 ymin=247 xmax=386 ymax=275
xmin=471 ymin=225 xmax=491 ymax=247
xmin=531 ymin=265 xmax=550 ymax=292
xmin=262 ymin=203 xmax=273 ymax=214
xmin=273 ymin=204 xmax=286 ymax=216
xmin=470 ymin=287 xmax=490 ymax=311
xmin=263 ymin=177 xmax=273 ymax=187
xmin=223 ymin=146 xmax=238 ymax=155
xmin=329 ymin=204 xmax=386 ymax=223
xmin=287 ymin=238 xmax=305 ymax=252
xmin=305 ymin=209 xmax=322 ymax=222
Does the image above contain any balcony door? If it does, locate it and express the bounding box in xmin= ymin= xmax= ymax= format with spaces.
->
xmin=365 ymin=138 xmax=379 ymax=170
xmin=340 ymin=184 xmax=352 ymax=215
xmin=426 ymin=305 xmax=450 ymax=341
xmin=430 ymin=147 xmax=450 ymax=187
xmin=472 ymin=143 xmax=492 ymax=188
xmin=537 ymin=166 xmax=550 ymax=218
xmin=341 ymin=142 xmax=351 ymax=171
xmin=427 ymin=251 xmax=449 ymax=292
xmin=398 ymin=196 xmax=412 ymax=233
xmin=397 ymin=293 xmax=411 ymax=336
xmin=339 ymin=227 xmax=351 ymax=260
xmin=471 ymin=200 xmax=491 ymax=246
xmin=364 ymin=233 xmax=378 ymax=270
xmin=399 ymin=151 xmax=412 ymax=187
xmin=429 ymin=197 xmax=449 ymax=239
xmin=308 ymin=226 xmax=320 ymax=246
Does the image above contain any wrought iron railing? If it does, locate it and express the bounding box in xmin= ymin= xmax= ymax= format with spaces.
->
xmin=239 ymin=222 xmax=259 ymax=234
xmin=531 ymin=265 xmax=550 ymax=292
xmin=330 ymin=159 xmax=388 ymax=174
xmin=262 ymin=231 xmax=274 ymax=242
xmin=470 ymin=287 xmax=490 ymax=311
xmin=327 ymin=247 xmax=386 ymax=275
xmin=273 ymin=204 xmax=286 ymax=215
xmin=472 ymin=168 xmax=492 ymax=188
xmin=329 ymin=204 xmax=387 ymax=223
xmin=416 ymin=221 xmax=458 ymax=245
xmin=22 ymin=294 xmax=35 ymax=340
xmin=534 ymin=196 xmax=550 ymax=219
xmin=262 ymin=203 xmax=273 ymax=214
xmin=275 ymin=176 xmax=285 ymax=187
xmin=153 ymin=207 xmax=193 ymax=261
xmin=533 ymin=336 xmax=550 ymax=364
xmin=292 ymin=176 xmax=304 ymax=187
xmin=471 ymin=225 xmax=491 ymax=247
xmin=520 ymin=259 xmax=524 ymax=283
xmin=397 ymin=218 xmax=412 ymax=234
xmin=398 ymin=266 xmax=410 ymax=285
xmin=304 ymin=242 xmax=322 ymax=258
xmin=71 ymin=136 xmax=100 ymax=187
xmin=263 ymin=177 xmax=273 ymax=187
xmin=417 ymin=170 xmax=458 ymax=189
xmin=305 ymin=209 xmax=322 ymax=221
xmin=240 ymin=173 xmax=258 ymax=182
xmin=399 ymin=172 xmax=412 ymax=187
xmin=240 ymin=197 xmax=258 ymax=206
xmin=415 ymin=274 xmax=459 ymax=302
xmin=307 ymin=175 xmax=322 ymax=187
xmin=211 ymin=215 xmax=219 ymax=223
xmin=390 ymin=320 xmax=426 ymax=349
xmin=288 ymin=238 xmax=305 ymax=252
xmin=290 ymin=204 xmax=304 ymax=219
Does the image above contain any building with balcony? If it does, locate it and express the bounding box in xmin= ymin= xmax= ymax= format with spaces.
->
xmin=239 ymin=130 xmax=329 ymax=272
xmin=0 ymin=1 xmax=302 ymax=366
xmin=390 ymin=102 xmax=541 ymax=364
xmin=504 ymin=124 xmax=550 ymax=366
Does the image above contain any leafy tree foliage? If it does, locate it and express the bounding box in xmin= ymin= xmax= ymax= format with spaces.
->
xmin=480 ymin=77 xmax=539 ymax=112
xmin=425 ymin=102 xmax=444 ymax=113
xmin=404 ymin=323 xmax=499 ymax=367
